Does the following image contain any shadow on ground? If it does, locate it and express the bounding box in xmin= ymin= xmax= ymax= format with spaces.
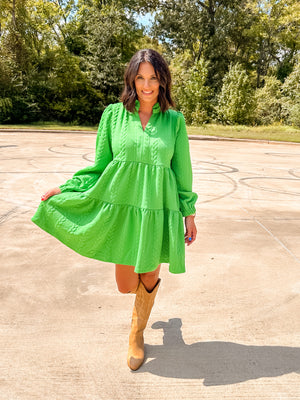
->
xmin=135 ymin=318 xmax=300 ymax=386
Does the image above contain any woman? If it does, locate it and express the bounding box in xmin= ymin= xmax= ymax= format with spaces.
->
xmin=32 ymin=49 xmax=198 ymax=371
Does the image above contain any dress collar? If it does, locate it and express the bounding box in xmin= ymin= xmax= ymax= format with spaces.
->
xmin=135 ymin=99 xmax=161 ymax=114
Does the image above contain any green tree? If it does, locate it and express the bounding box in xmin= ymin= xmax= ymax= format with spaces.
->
xmin=171 ymin=51 xmax=212 ymax=124
xmin=216 ymin=63 xmax=256 ymax=124
xmin=79 ymin=0 xmax=143 ymax=104
xmin=27 ymin=49 xmax=104 ymax=124
xmin=151 ymin=0 xmax=258 ymax=90
xmin=282 ymin=59 xmax=300 ymax=127
xmin=0 ymin=0 xmax=109 ymax=123
xmin=254 ymin=76 xmax=283 ymax=125
xmin=0 ymin=58 xmax=13 ymax=123
xmin=245 ymin=0 xmax=300 ymax=86
xmin=151 ymin=0 xmax=300 ymax=92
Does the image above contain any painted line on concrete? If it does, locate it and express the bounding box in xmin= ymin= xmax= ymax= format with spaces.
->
xmin=241 ymin=206 xmax=300 ymax=265
xmin=254 ymin=218 xmax=300 ymax=266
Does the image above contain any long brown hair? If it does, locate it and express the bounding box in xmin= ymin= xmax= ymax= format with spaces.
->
xmin=121 ymin=49 xmax=175 ymax=113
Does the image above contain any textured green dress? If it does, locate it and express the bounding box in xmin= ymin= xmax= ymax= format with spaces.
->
xmin=31 ymin=101 xmax=198 ymax=274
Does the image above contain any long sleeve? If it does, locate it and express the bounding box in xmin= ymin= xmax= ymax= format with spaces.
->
xmin=59 ymin=104 xmax=113 ymax=193
xmin=171 ymin=112 xmax=198 ymax=217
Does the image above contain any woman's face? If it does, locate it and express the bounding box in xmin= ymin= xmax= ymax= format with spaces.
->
xmin=134 ymin=62 xmax=160 ymax=107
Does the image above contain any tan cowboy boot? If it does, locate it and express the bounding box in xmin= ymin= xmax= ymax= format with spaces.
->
xmin=127 ymin=278 xmax=161 ymax=370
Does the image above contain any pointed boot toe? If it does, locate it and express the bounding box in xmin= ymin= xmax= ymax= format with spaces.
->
xmin=127 ymin=355 xmax=144 ymax=371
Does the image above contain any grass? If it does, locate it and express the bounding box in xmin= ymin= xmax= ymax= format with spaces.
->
xmin=1 ymin=122 xmax=300 ymax=142
xmin=187 ymin=123 xmax=300 ymax=143
xmin=0 ymin=122 xmax=98 ymax=131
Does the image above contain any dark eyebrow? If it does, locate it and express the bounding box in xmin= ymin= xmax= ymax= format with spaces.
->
xmin=136 ymin=73 xmax=157 ymax=77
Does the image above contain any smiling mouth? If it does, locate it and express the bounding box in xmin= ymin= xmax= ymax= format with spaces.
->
xmin=142 ymin=91 xmax=153 ymax=94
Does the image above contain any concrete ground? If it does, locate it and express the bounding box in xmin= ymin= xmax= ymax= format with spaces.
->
xmin=0 ymin=130 xmax=299 ymax=400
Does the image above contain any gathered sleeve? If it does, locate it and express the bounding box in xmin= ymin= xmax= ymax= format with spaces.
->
xmin=171 ymin=112 xmax=198 ymax=217
xmin=59 ymin=105 xmax=113 ymax=193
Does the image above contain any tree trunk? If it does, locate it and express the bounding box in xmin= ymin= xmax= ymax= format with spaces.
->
xmin=12 ymin=0 xmax=16 ymax=27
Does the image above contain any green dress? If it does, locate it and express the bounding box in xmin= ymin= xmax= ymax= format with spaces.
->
xmin=31 ymin=101 xmax=198 ymax=274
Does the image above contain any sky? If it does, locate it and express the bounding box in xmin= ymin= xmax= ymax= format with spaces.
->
xmin=136 ymin=12 xmax=155 ymax=29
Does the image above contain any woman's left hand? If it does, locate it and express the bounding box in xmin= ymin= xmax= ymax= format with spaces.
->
xmin=184 ymin=215 xmax=197 ymax=246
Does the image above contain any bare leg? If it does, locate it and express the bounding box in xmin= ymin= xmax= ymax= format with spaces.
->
xmin=115 ymin=264 xmax=139 ymax=294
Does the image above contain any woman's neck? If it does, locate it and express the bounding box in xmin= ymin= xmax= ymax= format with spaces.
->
xmin=138 ymin=100 xmax=156 ymax=115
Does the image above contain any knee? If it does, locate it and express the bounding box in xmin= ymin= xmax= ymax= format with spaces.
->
xmin=116 ymin=282 xmax=138 ymax=294
xmin=115 ymin=264 xmax=139 ymax=294
xmin=140 ymin=266 xmax=160 ymax=282
xmin=141 ymin=270 xmax=156 ymax=282
xmin=140 ymin=269 xmax=160 ymax=291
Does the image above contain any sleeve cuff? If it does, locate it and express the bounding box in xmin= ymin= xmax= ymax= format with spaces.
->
xmin=181 ymin=205 xmax=196 ymax=217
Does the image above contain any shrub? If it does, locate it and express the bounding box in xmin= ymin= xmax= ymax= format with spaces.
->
xmin=216 ymin=63 xmax=256 ymax=125
xmin=171 ymin=52 xmax=212 ymax=125
xmin=254 ymin=76 xmax=283 ymax=125
xmin=282 ymin=59 xmax=300 ymax=127
xmin=0 ymin=98 xmax=13 ymax=123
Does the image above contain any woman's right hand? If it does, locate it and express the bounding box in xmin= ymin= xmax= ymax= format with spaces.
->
xmin=41 ymin=187 xmax=61 ymax=201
